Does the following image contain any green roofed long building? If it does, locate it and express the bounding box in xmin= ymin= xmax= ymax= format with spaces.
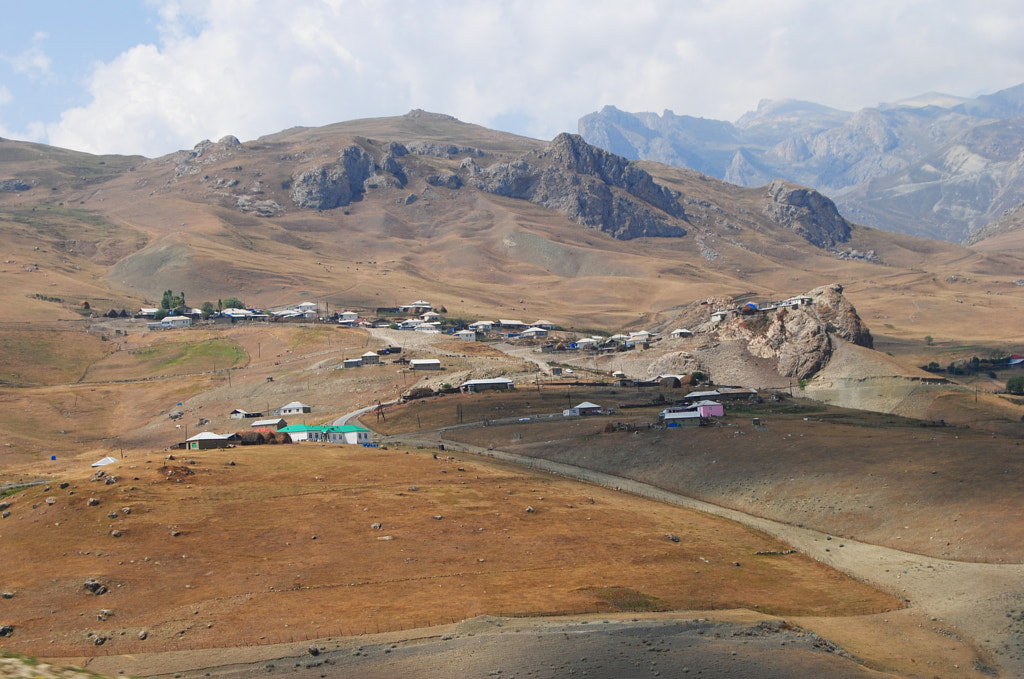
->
xmin=277 ymin=424 xmax=372 ymax=445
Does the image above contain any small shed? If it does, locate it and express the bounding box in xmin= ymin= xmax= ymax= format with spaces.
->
xmin=185 ymin=432 xmax=240 ymax=450
xmin=693 ymin=401 xmax=725 ymax=417
xmin=251 ymin=418 xmax=287 ymax=430
xmin=361 ymin=351 xmax=380 ymax=365
xmin=410 ymin=358 xmax=443 ymax=370
xmin=342 ymin=358 xmax=363 ymax=369
xmin=662 ymin=411 xmax=702 ymax=426
xmin=670 ymin=328 xmax=693 ymax=338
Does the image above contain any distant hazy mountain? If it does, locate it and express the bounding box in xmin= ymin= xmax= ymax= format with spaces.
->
xmin=579 ymin=84 xmax=1024 ymax=242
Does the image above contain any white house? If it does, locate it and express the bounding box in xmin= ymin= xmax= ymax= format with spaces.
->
xmin=399 ymin=300 xmax=432 ymax=313
xmin=497 ymin=319 xmax=527 ymax=330
xmin=160 ymin=316 xmax=192 ymax=329
xmin=323 ymin=425 xmax=371 ymax=445
xmin=469 ymin=321 xmax=494 ymax=332
xmin=414 ymin=322 xmax=442 ymax=333
xmin=521 ymin=326 xmax=548 ymax=338
xmin=455 ymin=329 xmax=477 ymax=341
xmin=336 ymin=310 xmax=359 ymax=325
xmin=460 ymin=377 xmax=515 ymax=392
xmin=563 ymin=401 xmax=602 ymax=417
xmin=410 ymin=358 xmax=442 ymax=370
xmin=780 ymin=296 xmax=813 ymax=308
xmin=276 ymin=401 xmax=312 ymax=416
xmin=574 ymin=338 xmax=598 ymax=350
xmin=533 ymin=320 xmax=556 ymax=330
xmin=399 ymin=318 xmax=424 ymax=330
xmin=670 ymin=328 xmax=693 ymax=338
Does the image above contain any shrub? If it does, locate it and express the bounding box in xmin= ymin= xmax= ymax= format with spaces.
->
xmin=1007 ymin=376 xmax=1024 ymax=395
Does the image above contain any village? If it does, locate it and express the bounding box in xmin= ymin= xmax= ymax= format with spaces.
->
xmin=146 ymin=297 xmax=793 ymax=452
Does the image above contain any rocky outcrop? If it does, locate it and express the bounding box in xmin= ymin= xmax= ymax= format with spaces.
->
xmin=289 ymin=145 xmax=375 ymax=209
xmin=407 ymin=141 xmax=484 ymax=158
xmin=714 ymin=283 xmax=872 ymax=380
xmin=0 ymin=179 xmax=30 ymax=192
xmin=806 ymin=283 xmax=873 ymax=348
xmin=763 ymin=180 xmax=851 ymax=247
xmin=473 ymin=134 xmax=687 ymax=240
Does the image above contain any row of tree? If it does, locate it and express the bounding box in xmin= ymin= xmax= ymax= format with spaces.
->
xmin=153 ymin=290 xmax=245 ymax=320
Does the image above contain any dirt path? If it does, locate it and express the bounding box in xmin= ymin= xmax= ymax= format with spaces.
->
xmin=388 ymin=432 xmax=1024 ymax=677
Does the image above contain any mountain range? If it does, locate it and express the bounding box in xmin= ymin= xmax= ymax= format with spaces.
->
xmin=579 ymin=83 xmax=1024 ymax=243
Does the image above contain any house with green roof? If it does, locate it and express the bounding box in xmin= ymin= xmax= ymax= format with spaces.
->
xmin=277 ymin=424 xmax=371 ymax=445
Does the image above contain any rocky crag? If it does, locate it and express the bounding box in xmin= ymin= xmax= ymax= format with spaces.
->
xmin=659 ymin=284 xmax=873 ymax=381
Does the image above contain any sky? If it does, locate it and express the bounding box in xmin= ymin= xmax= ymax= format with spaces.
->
xmin=1 ymin=0 xmax=1022 ymax=158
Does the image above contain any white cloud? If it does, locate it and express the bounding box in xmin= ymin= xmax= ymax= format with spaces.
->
xmin=0 ymin=85 xmax=11 ymax=107
xmin=11 ymin=32 xmax=52 ymax=79
xmin=44 ymin=0 xmax=1024 ymax=157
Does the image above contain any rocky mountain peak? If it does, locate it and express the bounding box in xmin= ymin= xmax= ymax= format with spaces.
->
xmin=471 ymin=134 xmax=688 ymax=240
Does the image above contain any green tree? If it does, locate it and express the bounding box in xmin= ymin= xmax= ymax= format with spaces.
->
xmin=200 ymin=301 xmax=215 ymax=319
xmin=1007 ymin=376 xmax=1024 ymax=395
xmin=924 ymin=335 xmax=933 ymax=346
xmin=222 ymin=297 xmax=245 ymax=310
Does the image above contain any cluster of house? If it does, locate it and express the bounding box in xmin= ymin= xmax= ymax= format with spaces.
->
xmin=709 ymin=295 xmax=814 ymax=323
xmin=181 ymin=400 xmax=371 ymax=449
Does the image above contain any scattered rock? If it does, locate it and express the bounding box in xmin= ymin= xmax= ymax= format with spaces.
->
xmin=525 ymin=506 xmax=535 ymax=513
xmin=0 ymin=625 xmax=13 ymax=637
xmin=111 ymin=530 xmax=122 ymax=538
xmin=94 ymin=635 xmax=107 ymax=646
xmin=83 ymin=579 xmax=108 ymax=595
xmin=138 ymin=630 xmax=148 ymax=640
xmin=88 ymin=498 xmax=100 ymax=506
xmin=308 ymin=645 xmax=320 ymax=656
xmin=1 ymin=592 xmax=14 ymax=599
xmin=666 ymin=534 xmax=680 ymax=543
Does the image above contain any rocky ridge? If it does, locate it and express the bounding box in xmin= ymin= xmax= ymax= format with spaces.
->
xmin=578 ymin=83 xmax=1024 ymax=242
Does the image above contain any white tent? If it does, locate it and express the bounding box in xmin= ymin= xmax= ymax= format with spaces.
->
xmin=91 ymin=456 xmax=118 ymax=467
